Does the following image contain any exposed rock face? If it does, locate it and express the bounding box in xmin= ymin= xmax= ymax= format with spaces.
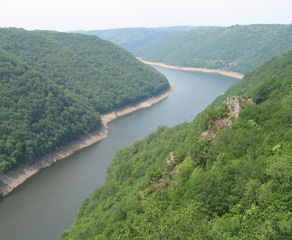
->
xmin=201 ymin=96 xmax=244 ymax=139
xmin=166 ymin=152 xmax=175 ymax=165
xmin=226 ymin=96 xmax=244 ymax=118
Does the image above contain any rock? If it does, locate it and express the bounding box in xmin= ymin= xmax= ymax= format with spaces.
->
xmin=166 ymin=152 xmax=176 ymax=165
xmin=226 ymin=96 xmax=244 ymax=118
xmin=200 ymin=96 xmax=244 ymax=139
xmin=245 ymin=98 xmax=254 ymax=104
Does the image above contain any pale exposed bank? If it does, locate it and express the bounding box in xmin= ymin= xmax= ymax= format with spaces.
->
xmin=0 ymin=83 xmax=175 ymax=198
xmin=139 ymin=58 xmax=244 ymax=79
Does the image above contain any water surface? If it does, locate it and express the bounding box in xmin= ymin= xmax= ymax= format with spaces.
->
xmin=0 ymin=66 xmax=237 ymax=240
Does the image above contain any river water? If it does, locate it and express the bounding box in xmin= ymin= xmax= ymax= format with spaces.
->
xmin=0 ymin=66 xmax=237 ymax=240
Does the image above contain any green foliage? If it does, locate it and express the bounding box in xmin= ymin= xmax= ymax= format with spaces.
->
xmin=88 ymin=24 xmax=292 ymax=74
xmin=0 ymin=28 xmax=169 ymax=172
xmin=139 ymin=24 xmax=292 ymax=74
xmin=251 ymin=77 xmax=282 ymax=104
xmin=198 ymin=102 xmax=229 ymax=131
xmin=62 ymin=48 xmax=292 ymax=239
xmin=173 ymin=157 xmax=195 ymax=184
xmin=72 ymin=26 xmax=200 ymax=55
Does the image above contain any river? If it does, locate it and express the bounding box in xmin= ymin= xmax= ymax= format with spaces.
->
xmin=0 ymin=66 xmax=237 ymax=240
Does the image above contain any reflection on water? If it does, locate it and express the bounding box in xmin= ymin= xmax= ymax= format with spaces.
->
xmin=0 ymin=66 xmax=237 ymax=240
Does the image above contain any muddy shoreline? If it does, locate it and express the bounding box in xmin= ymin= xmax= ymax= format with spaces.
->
xmin=0 ymin=83 xmax=175 ymax=198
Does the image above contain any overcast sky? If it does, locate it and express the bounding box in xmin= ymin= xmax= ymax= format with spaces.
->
xmin=1 ymin=0 xmax=292 ymax=32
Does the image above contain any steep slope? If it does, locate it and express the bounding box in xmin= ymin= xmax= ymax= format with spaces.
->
xmin=83 ymin=24 xmax=292 ymax=74
xmin=62 ymin=50 xmax=292 ymax=239
xmin=0 ymin=28 xmax=169 ymax=172
xmin=138 ymin=24 xmax=292 ymax=74
xmin=0 ymin=49 xmax=100 ymax=173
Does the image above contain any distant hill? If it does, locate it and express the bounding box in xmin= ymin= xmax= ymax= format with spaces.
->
xmin=62 ymin=48 xmax=292 ymax=240
xmin=0 ymin=28 xmax=169 ymax=172
xmin=80 ymin=24 xmax=292 ymax=74
xmin=137 ymin=24 xmax=292 ymax=74
xmin=71 ymin=26 xmax=202 ymax=54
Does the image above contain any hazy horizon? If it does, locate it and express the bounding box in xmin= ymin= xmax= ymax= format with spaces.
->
xmin=1 ymin=0 xmax=292 ymax=32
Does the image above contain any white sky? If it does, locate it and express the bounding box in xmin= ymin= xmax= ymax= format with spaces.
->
xmin=1 ymin=0 xmax=292 ymax=31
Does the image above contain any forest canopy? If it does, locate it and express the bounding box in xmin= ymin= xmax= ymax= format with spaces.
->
xmin=62 ymin=49 xmax=292 ymax=239
xmin=85 ymin=24 xmax=292 ymax=74
xmin=0 ymin=28 xmax=169 ymax=172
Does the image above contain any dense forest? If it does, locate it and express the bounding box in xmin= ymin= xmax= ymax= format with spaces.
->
xmin=83 ymin=24 xmax=292 ymax=74
xmin=71 ymin=26 xmax=199 ymax=54
xmin=0 ymin=28 xmax=169 ymax=172
xmin=62 ymin=49 xmax=292 ymax=239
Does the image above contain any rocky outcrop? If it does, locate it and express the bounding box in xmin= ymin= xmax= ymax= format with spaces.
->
xmin=201 ymin=96 xmax=244 ymax=139
xmin=226 ymin=96 xmax=244 ymax=118
xmin=166 ymin=152 xmax=175 ymax=165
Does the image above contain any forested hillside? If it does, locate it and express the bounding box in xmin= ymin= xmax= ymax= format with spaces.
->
xmin=62 ymin=50 xmax=292 ymax=239
xmin=137 ymin=24 xmax=292 ymax=74
xmin=71 ymin=26 xmax=198 ymax=54
xmin=0 ymin=28 xmax=169 ymax=172
xmin=84 ymin=24 xmax=292 ymax=74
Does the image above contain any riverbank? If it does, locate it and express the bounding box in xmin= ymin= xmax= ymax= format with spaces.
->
xmin=139 ymin=59 xmax=244 ymax=79
xmin=0 ymin=83 xmax=175 ymax=198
